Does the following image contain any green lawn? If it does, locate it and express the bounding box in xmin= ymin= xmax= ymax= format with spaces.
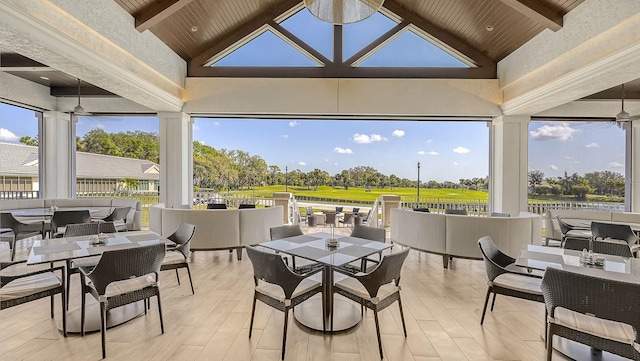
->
xmin=232 ymin=185 xmax=488 ymax=202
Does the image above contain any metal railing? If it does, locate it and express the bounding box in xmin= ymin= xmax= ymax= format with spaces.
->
xmin=0 ymin=190 xmax=40 ymax=199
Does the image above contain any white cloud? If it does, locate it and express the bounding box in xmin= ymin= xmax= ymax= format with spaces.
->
xmin=298 ymin=161 xmax=306 ymax=166
xmin=418 ymin=151 xmax=425 ymax=155
xmin=195 ymin=140 xmax=206 ymax=145
xmin=550 ymin=165 xmax=559 ymax=170
xmin=425 ymin=139 xmax=433 ymax=143
xmin=427 ymin=151 xmax=439 ymax=155
xmin=193 ymin=124 xmax=201 ymax=131
xmin=289 ymin=121 xmax=299 ymax=127
xmin=334 ymin=162 xmax=338 ymax=166
xmin=334 ymin=147 xmax=353 ymax=154
xmin=530 ymin=122 xmax=577 ymax=140
xmin=585 ymin=142 xmax=599 ymax=148
xmin=352 ymin=133 xmax=386 ymax=144
xmin=609 ymin=162 xmax=624 ymax=168
xmin=0 ymin=128 xmax=19 ymax=142
xmin=97 ymin=123 xmax=105 ymax=130
xmin=453 ymin=162 xmax=459 ymax=166
xmin=213 ymin=121 xmax=220 ymax=127
xmin=453 ymin=146 xmax=470 ymax=154
xmin=281 ymin=134 xmax=288 ymax=139
xmin=392 ymin=130 xmax=405 ymax=137
xmin=418 ymin=150 xmax=439 ymax=156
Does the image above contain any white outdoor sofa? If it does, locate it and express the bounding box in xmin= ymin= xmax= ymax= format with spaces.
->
xmin=390 ymin=208 xmax=542 ymax=268
xmin=545 ymin=209 xmax=640 ymax=245
xmin=149 ymin=203 xmax=283 ymax=259
xmin=0 ymin=198 xmax=142 ymax=231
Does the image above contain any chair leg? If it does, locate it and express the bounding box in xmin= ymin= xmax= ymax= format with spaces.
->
xmin=81 ymin=276 xmax=86 ymax=336
xmin=282 ymin=309 xmax=289 ymax=360
xmin=480 ymin=287 xmax=492 ymax=325
xmin=373 ymin=309 xmax=383 ymax=359
xmin=65 ymin=261 xmax=72 ymax=310
xmin=61 ymin=289 xmax=67 ymax=337
xmin=249 ymin=295 xmax=257 ymax=338
xmin=398 ymin=296 xmax=407 ymax=337
xmin=50 ymin=294 xmax=54 ymax=318
xmin=185 ymin=264 xmax=195 ymax=294
xmin=546 ymin=324 xmax=555 ymax=361
xmin=100 ymin=301 xmax=107 ymax=359
xmin=330 ymin=291 xmax=334 ymax=332
xmin=490 ymin=293 xmax=497 ymax=311
xmin=9 ymin=238 xmax=16 ymax=262
xmin=321 ymin=291 xmax=326 ymax=333
xmin=156 ymin=292 xmax=164 ymax=334
xmin=175 ymin=269 xmax=181 ymax=285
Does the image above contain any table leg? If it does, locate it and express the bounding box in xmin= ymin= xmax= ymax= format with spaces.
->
xmin=58 ymin=301 xmax=146 ymax=334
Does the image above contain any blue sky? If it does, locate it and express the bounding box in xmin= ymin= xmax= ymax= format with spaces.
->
xmin=0 ymin=9 xmax=627 ymax=183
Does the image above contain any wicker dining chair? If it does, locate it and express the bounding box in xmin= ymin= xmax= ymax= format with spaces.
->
xmin=541 ymin=267 xmax=640 ymax=361
xmin=324 ymin=212 xmax=337 ymax=227
xmin=0 ymin=260 xmax=66 ymax=336
xmin=591 ymin=221 xmax=640 ymax=255
xmin=161 ymin=223 xmax=196 ymax=294
xmin=206 ymin=203 xmax=227 ymax=209
xmin=556 ymin=215 xmax=591 ymax=247
xmin=63 ymin=222 xmax=117 ymax=309
xmin=238 ymin=204 xmax=256 ymax=209
xmin=246 ymin=245 xmax=323 ymax=360
xmin=269 ymin=225 xmax=318 ymax=272
xmin=478 ymin=236 xmax=545 ymax=326
xmin=96 ymin=207 xmax=130 ymax=231
xmin=350 ymin=225 xmax=386 ymax=272
xmin=445 ymin=208 xmax=468 ymax=215
xmin=332 ymin=247 xmax=410 ymax=359
xmin=50 ymin=210 xmax=91 ymax=238
xmin=339 ymin=212 xmax=354 ymax=228
xmin=79 ymin=242 xmax=166 ymax=358
xmin=0 ymin=212 xmax=45 ymax=261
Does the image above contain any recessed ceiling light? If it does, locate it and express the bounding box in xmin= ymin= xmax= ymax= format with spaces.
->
xmin=486 ymin=25 xmax=494 ymax=32
xmin=191 ymin=26 xmax=198 ymax=32
xmin=40 ymin=76 xmax=50 ymax=80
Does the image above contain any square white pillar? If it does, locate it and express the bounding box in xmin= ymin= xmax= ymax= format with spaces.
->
xmin=490 ymin=115 xmax=530 ymax=215
xmin=42 ymin=111 xmax=74 ymax=198
xmin=629 ymin=120 xmax=640 ymax=212
xmin=159 ymin=112 xmax=192 ymax=207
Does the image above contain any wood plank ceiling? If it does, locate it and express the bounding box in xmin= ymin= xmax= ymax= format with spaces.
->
xmin=114 ymin=0 xmax=584 ymax=65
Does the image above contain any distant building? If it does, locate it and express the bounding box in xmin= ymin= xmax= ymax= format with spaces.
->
xmin=0 ymin=142 xmax=159 ymax=198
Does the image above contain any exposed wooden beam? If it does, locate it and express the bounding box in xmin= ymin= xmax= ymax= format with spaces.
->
xmin=498 ymin=0 xmax=562 ymax=31
xmin=50 ymin=86 xmax=115 ymax=97
xmin=188 ymin=65 xmax=496 ymax=79
xmin=189 ymin=0 xmax=301 ymax=68
xmin=135 ymin=0 xmax=197 ymax=32
xmin=383 ymin=0 xmax=496 ymax=71
xmin=0 ymin=53 xmax=49 ymax=69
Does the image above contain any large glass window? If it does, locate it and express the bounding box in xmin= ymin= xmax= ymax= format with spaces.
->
xmin=528 ymin=121 xmax=625 ymax=207
xmin=0 ymin=102 xmax=41 ymax=199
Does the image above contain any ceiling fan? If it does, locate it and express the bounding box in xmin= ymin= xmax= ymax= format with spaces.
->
xmin=616 ymin=83 xmax=639 ymax=122
xmin=73 ymin=78 xmax=91 ymax=116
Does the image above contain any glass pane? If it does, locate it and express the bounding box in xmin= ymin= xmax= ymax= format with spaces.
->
xmin=281 ymin=9 xmax=333 ymax=60
xmin=359 ymin=30 xmax=469 ymax=67
xmin=343 ymin=12 xmax=397 ymax=60
xmin=0 ymin=102 xmax=40 ymax=199
xmin=213 ymin=30 xmax=319 ymax=67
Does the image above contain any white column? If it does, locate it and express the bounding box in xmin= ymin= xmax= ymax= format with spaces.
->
xmin=159 ymin=112 xmax=192 ymax=207
xmin=489 ymin=115 xmax=530 ymax=215
xmin=41 ymin=111 xmax=74 ymax=198
xmin=629 ymin=120 xmax=640 ymax=211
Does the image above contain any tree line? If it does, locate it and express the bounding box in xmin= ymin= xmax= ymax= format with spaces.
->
xmin=20 ymin=129 xmax=490 ymax=192
xmin=528 ymin=170 xmax=625 ymax=200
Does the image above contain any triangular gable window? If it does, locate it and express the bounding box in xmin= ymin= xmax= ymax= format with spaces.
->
xmin=212 ymin=30 xmax=320 ymax=67
xmin=357 ymin=28 xmax=470 ymax=67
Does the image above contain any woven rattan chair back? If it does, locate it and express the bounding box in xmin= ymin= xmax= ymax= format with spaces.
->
xmin=325 ymin=212 xmax=337 ymax=226
xmin=50 ymin=210 xmax=90 ymax=237
xmin=350 ymin=225 xmax=385 ymax=243
xmin=591 ymin=221 xmax=638 ymax=245
xmin=445 ymin=209 xmax=467 ymax=215
xmin=238 ymin=204 xmax=256 ymax=209
xmin=102 ymin=207 xmax=129 ymax=223
xmin=490 ymin=212 xmax=510 ymax=217
xmin=1 ymin=212 xmax=44 ymax=260
xmin=340 ymin=213 xmax=354 ymax=226
xmin=591 ymin=239 xmax=633 ymax=257
xmin=562 ymin=237 xmax=590 ymax=251
xmin=246 ymin=245 xmax=306 ymax=299
xmin=335 ymin=206 xmax=343 ymax=213
xmin=86 ymin=243 xmax=165 ymax=295
xmin=270 ymin=225 xmax=303 ymax=240
xmin=63 ymin=222 xmax=117 ymax=237
xmin=167 ymin=223 xmax=196 ymax=256
xmin=412 ymin=208 xmax=430 ymax=212
xmin=478 ymin=236 xmax=516 ymax=281
xmin=355 ymin=247 xmax=409 ymax=298
xmin=352 ymin=207 xmax=360 ymax=215
xmin=541 ymin=267 xmax=640 ymax=360
xmin=207 ymin=203 xmax=227 ymax=209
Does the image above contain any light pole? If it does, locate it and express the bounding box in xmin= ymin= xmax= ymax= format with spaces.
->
xmin=227 ymin=170 xmax=230 ymax=196
xmin=417 ymin=161 xmax=421 ymax=202
xmin=285 ymin=166 xmax=288 ymax=192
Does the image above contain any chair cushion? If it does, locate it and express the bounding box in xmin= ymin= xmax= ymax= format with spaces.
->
xmin=491 ymin=273 xmax=543 ymax=295
xmin=0 ymin=262 xmax=53 ymax=278
xmin=565 ymin=229 xmax=591 ymax=239
xmin=100 ymin=274 xmax=157 ymax=298
xmin=0 ymin=272 xmax=61 ymax=301
xmin=256 ymin=278 xmax=321 ymax=305
xmin=551 ymin=307 xmax=635 ymax=346
xmin=162 ymin=250 xmax=186 ymax=265
xmin=505 ymin=264 xmax=545 ymax=278
xmin=334 ymin=276 xmax=399 ymax=304
xmin=71 ymin=256 xmax=101 ymax=268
